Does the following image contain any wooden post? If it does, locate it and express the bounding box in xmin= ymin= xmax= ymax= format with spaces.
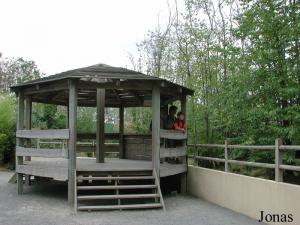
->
xmin=16 ymin=91 xmax=25 ymax=194
xmin=96 ymin=88 xmax=105 ymax=163
xmin=119 ymin=106 xmax=124 ymax=159
xmin=225 ymin=139 xmax=229 ymax=172
xmin=24 ymin=96 xmax=32 ymax=185
xmin=275 ymin=138 xmax=283 ymax=182
xmin=68 ymin=80 xmax=77 ymax=204
xmin=180 ymin=95 xmax=187 ymax=194
xmin=152 ymin=85 xmax=160 ymax=178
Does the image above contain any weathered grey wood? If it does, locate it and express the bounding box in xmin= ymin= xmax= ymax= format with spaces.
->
xmin=77 ymin=144 xmax=120 ymax=153
xmin=153 ymin=169 xmax=165 ymax=211
xmin=77 ymin=193 xmax=159 ymax=200
xmin=77 ymin=184 xmax=157 ymax=190
xmin=77 ymin=175 xmax=154 ymax=181
xmin=275 ymin=138 xmax=283 ymax=182
xmin=279 ymin=164 xmax=300 ymax=172
xmin=16 ymin=146 xmax=68 ymax=158
xmin=160 ymin=129 xmax=187 ymax=140
xmin=228 ymin=144 xmax=275 ymax=150
xmin=152 ymin=86 xmax=160 ymax=178
xmin=24 ymin=96 xmax=32 ymax=185
xmin=224 ymin=140 xmax=229 ymax=172
xmin=195 ymin=156 xmax=226 ymax=163
xmin=96 ymin=88 xmax=105 ymax=163
xmin=16 ymin=129 xmax=70 ymax=139
xmin=16 ymin=92 xmax=25 ymax=194
xmin=68 ymin=79 xmax=77 ymax=204
xmin=193 ymin=144 xmax=225 ymax=148
xmin=77 ymin=203 xmax=162 ymax=211
xmin=119 ymin=106 xmax=124 ymax=159
xmin=160 ymin=147 xmax=186 ymax=158
xmin=279 ymin=145 xmax=300 ymax=151
xmin=228 ymin=159 xmax=275 ymax=169
xmin=77 ymin=133 xmax=119 ymax=140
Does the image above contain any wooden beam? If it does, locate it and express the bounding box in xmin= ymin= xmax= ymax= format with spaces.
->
xmin=119 ymin=106 xmax=124 ymax=159
xmin=160 ymin=147 xmax=186 ymax=158
xmin=160 ymin=129 xmax=187 ymax=140
xmin=16 ymin=146 xmax=68 ymax=158
xmin=16 ymin=129 xmax=70 ymax=139
xmin=24 ymin=96 xmax=32 ymax=185
xmin=16 ymin=91 xmax=25 ymax=194
xmin=96 ymin=88 xmax=105 ymax=163
xmin=152 ymin=85 xmax=160 ymax=178
xmin=68 ymin=79 xmax=77 ymax=204
xmin=180 ymin=95 xmax=187 ymax=194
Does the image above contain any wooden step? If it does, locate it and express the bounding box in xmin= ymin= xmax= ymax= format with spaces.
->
xmin=77 ymin=184 xmax=157 ymax=190
xmin=77 ymin=176 xmax=154 ymax=181
xmin=77 ymin=203 xmax=163 ymax=211
xmin=77 ymin=193 xmax=160 ymax=200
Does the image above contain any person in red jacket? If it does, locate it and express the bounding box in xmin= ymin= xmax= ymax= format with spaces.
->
xmin=173 ymin=111 xmax=186 ymax=132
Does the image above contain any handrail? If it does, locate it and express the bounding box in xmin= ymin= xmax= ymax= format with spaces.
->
xmin=188 ymin=140 xmax=300 ymax=183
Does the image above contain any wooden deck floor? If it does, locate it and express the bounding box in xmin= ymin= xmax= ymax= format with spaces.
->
xmin=16 ymin=158 xmax=187 ymax=181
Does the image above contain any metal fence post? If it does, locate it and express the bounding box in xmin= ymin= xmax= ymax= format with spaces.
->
xmin=225 ymin=140 xmax=229 ymax=172
xmin=275 ymin=138 xmax=283 ymax=182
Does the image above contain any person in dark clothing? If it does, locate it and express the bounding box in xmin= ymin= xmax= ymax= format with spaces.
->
xmin=165 ymin=105 xmax=177 ymax=130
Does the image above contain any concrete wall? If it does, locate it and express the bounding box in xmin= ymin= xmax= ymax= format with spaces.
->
xmin=187 ymin=166 xmax=300 ymax=225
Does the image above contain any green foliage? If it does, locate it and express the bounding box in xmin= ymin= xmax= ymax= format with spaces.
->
xmin=0 ymin=94 xmax=16 ymax=163
xmin=134 ymin=0 xmax=300 ymax=167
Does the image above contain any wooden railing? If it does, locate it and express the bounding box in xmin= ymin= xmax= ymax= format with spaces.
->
xmin=160 ymin=129 xmax=187 ymax=160
xmin=188 ymin=139 xmax=300 ymax=182
xmin=16 ymin=129 xmax=69 ymax=158
xmin=77 ymin=133 xmax=120 ymax=157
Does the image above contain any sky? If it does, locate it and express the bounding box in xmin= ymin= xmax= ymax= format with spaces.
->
xmin=0 ymin=0 xmax=179 ymax=75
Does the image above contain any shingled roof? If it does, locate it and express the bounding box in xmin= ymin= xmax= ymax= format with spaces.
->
xmin=10 ymin=63 xmax=193 ymax=107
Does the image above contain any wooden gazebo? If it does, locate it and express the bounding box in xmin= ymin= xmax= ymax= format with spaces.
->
xmin=10 ymin=63 xmax=194 ymax=211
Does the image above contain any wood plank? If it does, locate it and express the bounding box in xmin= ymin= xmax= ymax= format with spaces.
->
xmin=160 ymin=129 xmax=187 ymax=140
xmin=16 ymin=91 xmax=25 ymax=194
xmin=160 ymin=147 xmax=186 ymax=158
xmin=77 ymin=193 xmax=159 ymax=200
xmin=119 ymin=106 xmax=124 ymax=159
xmin=68 ymin=79 xmax=77 ymax=204
xmin=152 ymin=86 xmax=160 ymax=178
xmin=77 ymin=133 xmax=119 ymax=140
xmin=77 ymin=144 xmax=120 ymax=153
xmin=77 ymin=184 xmax=157 ymax=190
xmin=228 ymin=159 xmax=275 ymax=169
xmin=16 ymin=146 xmax=67 ymax=158
xmin=16 ymin=129 xmax=69 ymax=139
xmin=96 ymin=88 xmax=105 ymax=163
xmin=77 ymin=176 xmax=154 ymax=181
xmin=77 ymin=203 xmax=162 ymax=211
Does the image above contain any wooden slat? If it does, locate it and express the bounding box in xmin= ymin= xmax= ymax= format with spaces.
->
xmin=279 ymin=145 xmax=300 ymax=151
xmin=160 ymin=129 xmax=187 ymax=140
xmin=77 ymin=133 xmax=120 ymax=140
xmin=77 ymin=193 xmax=159 ymax=200
xmin=77 ymin=184 xmax=157 ymax=190
xmin=228 ymin=145 xmax=274 ymax=150
xmin=160 ymin=147 xmax=186 ymax=158
xmin=195 ymin=156 xmax=225 ymax=163
xmin=77 ymin=176 xmax=154 ymax=181
xmin=77 ymin=144 xmax=120 ymax=153
xmin=77 ymin=203 xmax=162 ymax=211
xmin=228 ymin=159 xmax=275 ymax=169
xmin=279 ymin=164 xmax=300 ymax=172
xmin=16 ymin=146 xmax=67 ymax=158
xmin=16 ymin=129 xmax=69 ymax=139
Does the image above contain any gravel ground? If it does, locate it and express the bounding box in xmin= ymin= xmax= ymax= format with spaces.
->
xmin=0 ymin=171 xmax=264 ymax=225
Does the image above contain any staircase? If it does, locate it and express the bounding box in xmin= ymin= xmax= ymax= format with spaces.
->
xmin=75 ymin=169 xmax=165 ymax=211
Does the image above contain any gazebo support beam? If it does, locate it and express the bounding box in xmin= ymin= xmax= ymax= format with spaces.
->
xmin=68 ymin=80 xmax=77 ymax=204
xmin=24 ymin=96 xmax=32 ymax=185
xmin=180 ymin=95 xmax=187 ymax=194
xmin=96 ymin=88 xmax=105 ymax=163
xmin=119 ymin=106 xmax=124 ymax=159
xmin=16 ymin=91 xmax=25 ymax=194
xmin=152 ymin=85 xmax=160 ymax=179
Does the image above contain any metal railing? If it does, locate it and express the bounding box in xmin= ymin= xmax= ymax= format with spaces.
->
xmin=188 ymin=139 xmax=300 ymax=182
